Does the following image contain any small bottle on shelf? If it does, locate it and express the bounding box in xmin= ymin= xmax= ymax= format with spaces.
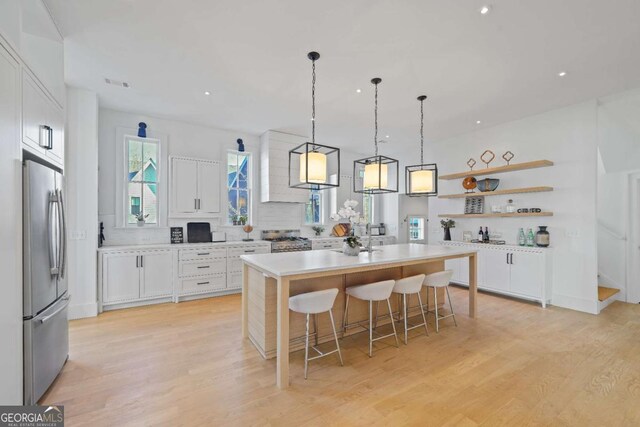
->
xmin=478 ymin=226 xmax=484 ymax=242
xmin=526 ymin=228 xmax=535 ymax=247
xmin=506 ymin=199 xmax=516 ymax=213
xmin=483 ymin=227 xmax=490 ymax=242
xmin=517 ymin=228 xmax=526 ymax=246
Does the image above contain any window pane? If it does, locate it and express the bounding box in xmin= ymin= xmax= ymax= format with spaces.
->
xmin=128 ymin=139 xmax=143 ymax=180
xmin=143 ymin=184 xmax=158 ymax=224
xmin=142 ymin=142 xmax=158 ymax=182
xmin=227 ymin=152 xmax=251 ymax=224
xmin=127 ymin=183 xmax=143 ymax=224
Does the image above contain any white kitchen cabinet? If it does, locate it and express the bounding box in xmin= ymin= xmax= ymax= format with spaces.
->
xmin=0 ymin=1 xmax=22 ymax=53
xmin=102 ymin=249 xmax=173 ymax=307
xmin=140 ymin=251 xmax=173 ymax=298
xmin=197 ymin=160 xmax=221 ymax=214
xmin=226 ymin=244 xmax=270 ymax=289
xmin=103 ymin=252 xmax=140 ymax=303
xmin=509 ymin=252 xmax=543 ymax=298
xmin=482 ymin=248 xmax=511 ymax=292
xmin=260 ymin=130 xmax=309 ymax=203
xmin=18 ymin=0 xmax=65 ymax=105
xmin=21 ymin=70 xmax=64 ymax=169
xmin=170 ymin=157 xmax=220 ymax=217
xmin=312 ymin=239 xmax=344 ymax=250
xmin=441 ymin=242 xmax=551 ymax=307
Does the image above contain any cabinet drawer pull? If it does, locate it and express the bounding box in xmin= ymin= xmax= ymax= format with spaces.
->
xmin=197 ymin=281 xmax=210 ymax=286
xmin=244 ymin=249 xmax=255 ymax=253
xmin=197 ymin=252 xmax=210 ymax=256
xmin=197 ymin=266 xmax=210 ymax=269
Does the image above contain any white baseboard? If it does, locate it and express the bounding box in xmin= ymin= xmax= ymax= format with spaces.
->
xmin=69 ymin=302 xmax=98 ymax=320
xmin=551 ymin=293 xmax=599 ymax=314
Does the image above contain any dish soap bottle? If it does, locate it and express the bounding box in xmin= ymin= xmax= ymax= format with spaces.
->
xmin=506 ymin=199 xmax=516 ymax=213
xmin=526 ymin=228 xmax=535 ymax=247
xmin=517 ymin=228 xmax=526 ymax=246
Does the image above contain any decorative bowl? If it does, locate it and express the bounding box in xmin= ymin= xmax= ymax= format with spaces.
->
xmin=477 ymin=178 xmax=500 ymax=192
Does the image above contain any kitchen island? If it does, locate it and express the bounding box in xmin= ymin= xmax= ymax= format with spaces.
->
xmin=241 ymin=243 xmax=477 ymax=389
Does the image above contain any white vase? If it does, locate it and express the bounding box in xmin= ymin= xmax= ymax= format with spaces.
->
xmin=342 ymin=243 xmax=361 ymax=256
xmin=137 ymin=220 xmax=145 ymax=227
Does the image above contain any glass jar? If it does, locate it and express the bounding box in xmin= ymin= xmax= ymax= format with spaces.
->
xmin=535 ymin=226 xmax=550 ymax=247
xmin=505 ymin=199 xmax=516 ymax=213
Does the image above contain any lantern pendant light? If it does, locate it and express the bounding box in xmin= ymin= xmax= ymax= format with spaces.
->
xmin=289 ymin=52 xmax=340 ymax=191
xmin=405 ymin=95 xmax=438 ymax=196
xmin=353 ymin=78 xmax=399 ymax=194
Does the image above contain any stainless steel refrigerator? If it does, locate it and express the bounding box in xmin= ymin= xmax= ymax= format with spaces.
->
xmin=23 ymin=160 xmax=69 ymax=405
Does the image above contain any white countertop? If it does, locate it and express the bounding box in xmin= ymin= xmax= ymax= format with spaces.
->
xmin=241 ymin=243 xmax=476 ymax=277
xmin=98 ymin=240 xmax=271 ymax=252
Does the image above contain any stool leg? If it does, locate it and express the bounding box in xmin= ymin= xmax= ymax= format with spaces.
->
xmin=304 ymin=313 xmax=310 ymax=379
xmin=313 ymin=313 xmax=319 ymax=346
xmin=416 ymin=291 xmax=429 ymax=337
xmin=342 ymin=295 xmax=350 ymax=337
xmin=403 ymin=294 xmax=408 ymax=345
xmin=369 ymin=300 xmax=373 ymax=357
xmin=446 ymin=287 xmax=458 ymax=327
xmin=328 ymin=309 xmax=344 ymax=366
xmin=434 ymin=287 xmax=439 ymax=333
xmin=386 ymin=298 xmax=399 ymax=348
xmin=374 ymin=301 xmax=380 ymax=329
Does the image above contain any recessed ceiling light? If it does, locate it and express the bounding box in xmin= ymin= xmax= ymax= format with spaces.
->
xmin=476 ymin=120 xmax=482 ymax=124
xmin=356 ymin=89 xmax=361 ymax=93
xmin=479 ymin=5 xmax=491 ymax=15
xmin=204 ymin=91 xmax=211 ymax=95
xmin=385 ymin=135 xmax=390 ymax=138
xmin=558 ymin=71 xmax=567 ymax=77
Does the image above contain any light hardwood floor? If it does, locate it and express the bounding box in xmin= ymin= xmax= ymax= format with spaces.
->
xmin=43 ymin=287 xmax=640 ymax=426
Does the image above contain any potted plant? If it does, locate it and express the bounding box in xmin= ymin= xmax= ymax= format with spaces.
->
xmin=232 ymin=215 xmax=239 ymax=226
xmin=135 ymin=213 xmax=149 ymax=227
xmin=440 ymin=218 xmax=455 ymax=241
xmin=343 ymin=235 xmax=362 ymax=256
xmin=239 ymin=215 xmax=248 ymax=226
xmin=311 ymin=226 xmax=324 ymax=237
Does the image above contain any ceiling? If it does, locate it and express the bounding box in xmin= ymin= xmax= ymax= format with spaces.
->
xmin=45 ymin=0 xmax=640 ymax=154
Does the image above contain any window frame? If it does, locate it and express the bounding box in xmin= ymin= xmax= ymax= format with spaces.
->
xmin=125 ymin=135 xmax=160 ymax=227
xmin=304 ymin=189 xmax=324 ymax=225
xmin=226 ymin=150 xmax=252 ymax=226
xmin=115 ymin=128 xmax=168 ymax=229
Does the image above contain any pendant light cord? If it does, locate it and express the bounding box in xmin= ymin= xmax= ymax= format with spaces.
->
xmin=311 ymin=57 xmax=316 ymax=147
xmin=420 ymin=97 xmax=424 ymax=164
xmin=374 ymin=81 xmax=379 ymax=156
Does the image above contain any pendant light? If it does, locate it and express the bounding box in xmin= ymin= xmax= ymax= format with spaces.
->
xmin=289 ymin=51 xmax=340 ymax=190
xmin=405 ymin=95 xmax=438 ymax=196
xmin=353 ymin=78 xmax=399 ymax=194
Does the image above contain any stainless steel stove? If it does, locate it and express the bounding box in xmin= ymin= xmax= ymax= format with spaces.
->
xmin=262 ymin=230 xmax=312 ymax=253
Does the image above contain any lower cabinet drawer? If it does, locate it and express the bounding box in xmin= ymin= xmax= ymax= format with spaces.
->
xmin=227 ymin=272 xmax=243 ymax=289
xmin=180 ymin=274 xmax=226 ymax=293
xmin=180 ymin=258 xmax=226 ymax=278
xmin=180 ymin=248 xmax=227 ymax=261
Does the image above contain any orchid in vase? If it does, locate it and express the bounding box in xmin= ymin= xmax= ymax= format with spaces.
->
xmin=330 ymin=199 xmax=366 ymax=255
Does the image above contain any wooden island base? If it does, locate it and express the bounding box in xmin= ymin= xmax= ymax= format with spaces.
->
xmin=247 ymin=261 xmax=447 ymax=359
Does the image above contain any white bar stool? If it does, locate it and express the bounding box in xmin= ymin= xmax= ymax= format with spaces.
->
xmin=422 ymin=270 xmax=457 ymax=333
xmin=342 ymin=280 xmax=399 ymax=357
xmin=392 ymin=274 xmax=428 ymax=344
xmin=289 ymin=288 xmax=343 ymax=380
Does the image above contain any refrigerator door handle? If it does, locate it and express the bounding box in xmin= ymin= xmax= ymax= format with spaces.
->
xmin=38 ymin=295 xmax=71 ymax=324
xmin=48 ymin=192 xmax=59 ymax=276
xmin=57 ymin=189 xmax=67 ymax=278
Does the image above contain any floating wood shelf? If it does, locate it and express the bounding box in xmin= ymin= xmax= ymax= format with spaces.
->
xmin=438 ymin=212 xmax=554 ymax=218
xmin=439 ymin=160 xmax=554 ymax=180
xmin=438 ymin=186 xmax=554 ymax=199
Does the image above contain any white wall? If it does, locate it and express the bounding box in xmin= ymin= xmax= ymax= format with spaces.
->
xmin=98 ymin=108 xmax=370 ymax=245
xmin=596 ymin=87 xmax=640 ymax=303
xmin=65 ymin=88 xmax=99 ymax=319
xmin=393 ymin=101 xmax=600 ymax=313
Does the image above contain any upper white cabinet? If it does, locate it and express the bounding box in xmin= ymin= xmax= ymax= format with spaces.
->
xmin=22 ymin=71 xmax=64 ymax=168
xmin=18 ymin=0 xmax=65 ymax=106
xmin=170 ymin=157 xmax=220 ymax=217
xmin=260 ymin=131 xmax=309 ymax=203
xmin=0 ymin=0 xmax=21 ymax=52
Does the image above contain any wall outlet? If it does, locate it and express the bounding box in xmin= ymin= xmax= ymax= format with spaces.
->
xmin=69 ymin=230 xmax=87 ymax=240
xmin=566 ymin=230 xmax=580 ymax=238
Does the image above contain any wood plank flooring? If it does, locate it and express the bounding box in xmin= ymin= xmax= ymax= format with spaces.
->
xmin=42 ymin=287 xmax=640 ymax=426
